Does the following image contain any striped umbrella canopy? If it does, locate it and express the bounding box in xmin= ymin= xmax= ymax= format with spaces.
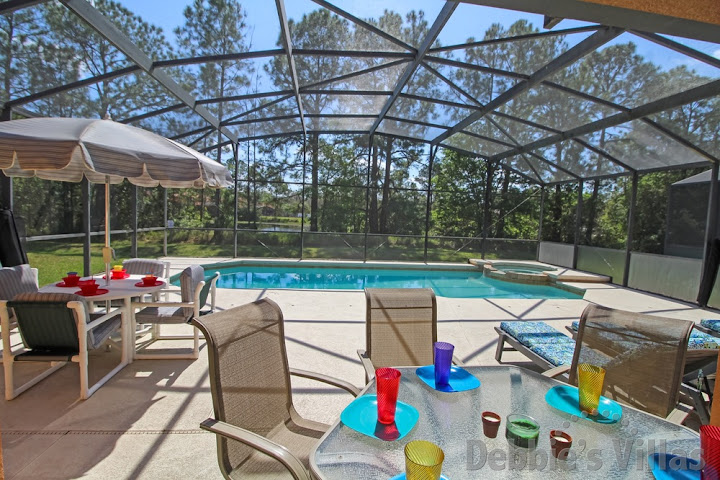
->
xmin=0 ymin=117 xmax=232 ymax=281
xmin=0 ymin=117 xmax=231 ymax=188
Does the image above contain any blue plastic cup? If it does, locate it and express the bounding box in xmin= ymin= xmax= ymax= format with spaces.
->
xmin=434 ymin=342 xmax=454 ymax=387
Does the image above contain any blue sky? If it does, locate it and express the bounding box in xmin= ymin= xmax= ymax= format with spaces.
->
xmin=116 ymin=0 xmax=720 ymax=78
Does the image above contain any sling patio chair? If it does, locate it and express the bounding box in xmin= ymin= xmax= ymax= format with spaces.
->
xmin=193 ymin=298 xmax=359 ymax=480
xmin=357 ymin=288 xmax=462 ymax=382
xmin=0 ymin=292 xmax=125 ymax=400
xmin=122 ymin=258 xmax=170 ymax=278
xmin=132 ymin=264 xmax=218 ymax=360
xmin=119 ymin=258 xmax=171 ymax=333
xmin=543 ymin=304 xmax=694 ymax=423
xmin=0 ymin=264 xmax=39 ymax=360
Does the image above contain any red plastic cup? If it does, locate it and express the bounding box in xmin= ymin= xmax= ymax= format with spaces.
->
xmin=701 ymin=425 xmax=720 ymax=479
xmin=142 ymin=275 xmax=157 ymax=286
xmin=62 ymin=275 xmax=79 ymax=286
xmin=375 ymin=367 xmax=401 ymax=425
xmin=111 ymin=269 xmax=126 ymax=279
xmin=79 ymin=280 xmax=98 ymax=295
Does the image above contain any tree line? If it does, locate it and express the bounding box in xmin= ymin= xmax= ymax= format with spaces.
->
xmin=1 ymin=0 xmax=717 ymax=256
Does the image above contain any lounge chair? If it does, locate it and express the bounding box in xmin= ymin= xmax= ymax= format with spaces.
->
xmin=542 ymin=304 xmax=694 ymax=422
xmin=193 ymin=298 xmax=359 ymax=480
xmin=132 ymin=265 xmax=218 ymax=360
xmin=0 ymin=292 xmax=125 ymax=400
xmin=358 ymin=288 xmax=462 ymax=382
xmin=494 ymin=320 xmax=576 ymax=370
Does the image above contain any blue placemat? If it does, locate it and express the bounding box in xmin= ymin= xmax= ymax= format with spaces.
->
xmin=389 ymin=474 xmax=450 ymax=480
xmin=340 ymin=395 xmax=419 ymax=441
xmin=415 ymin=365 xmax=481 ymax=393
xmin=545 ymin=385 xmax=622 ymax=423
xmin=648 ymin=453 xmax=701 ymax=479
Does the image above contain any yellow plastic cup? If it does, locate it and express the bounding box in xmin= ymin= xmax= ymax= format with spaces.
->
xmin=578 ymin=363 xmax=606 ymax=415
xmin=113 ymin=265 xmax=123 ymax=271
xmin=405 ymin=440 xmax=444 ymax=480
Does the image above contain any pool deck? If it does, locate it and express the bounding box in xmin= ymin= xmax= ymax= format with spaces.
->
xmin=2 ymin=257 xmax=718 ymax=478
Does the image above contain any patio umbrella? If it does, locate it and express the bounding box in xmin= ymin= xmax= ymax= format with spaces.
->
xmin=0 ymin=117 xmax=232 ymax=283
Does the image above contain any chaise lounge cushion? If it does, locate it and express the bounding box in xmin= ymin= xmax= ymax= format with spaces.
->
xmin=500 ymin=321 xmax=575 ymax=367
xmin=701 ymin=319 xmax=720 ymax=334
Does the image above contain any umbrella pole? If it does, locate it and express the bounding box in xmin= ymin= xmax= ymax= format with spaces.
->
xmin=102 ymin=179 xmax=112 ymax=286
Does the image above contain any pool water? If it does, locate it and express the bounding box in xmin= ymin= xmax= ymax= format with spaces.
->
xmin=212 ymin=265 xmax=582 ymax=299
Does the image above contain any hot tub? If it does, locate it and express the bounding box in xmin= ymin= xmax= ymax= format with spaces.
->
xmin=482 ymin=262 xmax=556 ymax=284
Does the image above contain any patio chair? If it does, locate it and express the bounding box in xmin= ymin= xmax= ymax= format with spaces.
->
xmin=0 ymin=264 xmax=39 ymax=361
xmin=0 ymin=264 xmax=39 ymax=307
xmin=357 ymin=288 xmax=462 ymax=382
xmin=193 ymin=298 xmax=359 ymax=480
xmin=544 ymin=304 xmax=694 ymax=422
xmin=120 ymin=258 xmax=171 ymax=333
xmin=132 ymin=265 xmax=218 ymax=360
xmin=0 ymin=292 xmax=124 ymax=400
xmin=122 ymin=258 xmax=170 ymax=278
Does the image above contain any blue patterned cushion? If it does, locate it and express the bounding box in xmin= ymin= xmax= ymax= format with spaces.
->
xmin=500 ymin=321 xmax=572 ymax=346
xmin=528 ymin=342 xmax=575 ymax=367
xmin=689 ymin=329 xmax=720 ymax=350
xmin=571 ymin=321 xmax=579 ymax=331
xmin=701 ymin=319 xmax=720 ymax=334
xmin=500 ymin=321 xmax=575 ymax=367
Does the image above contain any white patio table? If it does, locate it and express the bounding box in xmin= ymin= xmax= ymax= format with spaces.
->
xmin=39 ymin=274 xmax=167 ymax=363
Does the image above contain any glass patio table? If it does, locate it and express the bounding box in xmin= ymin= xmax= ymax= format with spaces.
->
xmin=310 ymin=366 xmax=700 ymax=479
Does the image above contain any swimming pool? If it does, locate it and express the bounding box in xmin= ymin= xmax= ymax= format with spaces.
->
xmin=208 ymin=263 xmax=583 ymax=299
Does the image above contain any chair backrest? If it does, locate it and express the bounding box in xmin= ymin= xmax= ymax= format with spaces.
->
xmin=192 ymin=299 xmax=292 ymax=476
xmin=9 ymin=292 xmax=102 ymax=353
xmin=180 ymin=265 xmax=204 ymax=316
xmin=0 ymin=264 xmax=38 ymax=301
xmin=122 ymin=258 xmax=168 ymax=277
xmin=198 ymin=272 xmax=219 ymax=311
xmin=570 ymin=304 xmax=693 ymax=419
xmin=365 ymin=288 xmax=437 ymax=369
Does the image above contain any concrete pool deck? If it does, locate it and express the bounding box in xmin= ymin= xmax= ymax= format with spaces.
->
xmin=2 ymin=257 xmax=718 ymax=478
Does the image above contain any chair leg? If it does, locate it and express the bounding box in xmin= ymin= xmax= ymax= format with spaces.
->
xmin=78 ymin=350 xmax=89 ymax=400
xmin=495 ymin=334 xmax=506 ymax=363
xmin=135 ymin=324 xmax=201 ymax=360
xmin=5 ymin=358 xmax=66 ymax=401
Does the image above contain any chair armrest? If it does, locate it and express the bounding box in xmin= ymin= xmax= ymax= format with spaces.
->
xmin=666 ymin=404 xmax=692 ymax=425
xmin=542 ymin=365 xmax=571 ymax=378
xmin=356 ymin=349 xmax=376 ymax=382
xmin=131 ymin=300 xmax=193 ymax=309
xmin=86 ymin=309 xmax=122 ymax=330
xmin=200 ymin=418 xmax=311 ymax=480
xmin=290 ymin=368 xmax=360 ymax=397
